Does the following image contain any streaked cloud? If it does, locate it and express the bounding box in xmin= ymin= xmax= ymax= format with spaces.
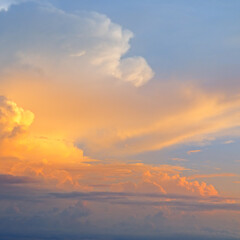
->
xmin=188 ymin=173 xmax=238 ymax=180
xmin=70 ymin=50 xmax=86 ymax=58
xmin=224 ymin=140 xmax=235 ymax=144
xmin=0 ymin=174 xmax=36 ymax=185
xmin=187 ymin=150 xmax=202 ymax=155
xmin=171 ymin=158 xmax=188 ymax=162
xmin=50 ymin=191 xmax=240 ymax=212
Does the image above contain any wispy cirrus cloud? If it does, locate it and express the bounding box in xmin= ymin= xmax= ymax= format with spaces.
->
xmin=188 ymin=173 xmax=238 ymax=180
xmin=171 ymin=158 xmax=188 ymax=162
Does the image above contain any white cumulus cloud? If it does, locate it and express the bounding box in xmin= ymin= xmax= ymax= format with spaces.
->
xmin=0 ymin=2 xmax=154 ymax=87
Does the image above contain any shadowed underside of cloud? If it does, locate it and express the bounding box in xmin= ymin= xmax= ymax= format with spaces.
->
xmin=0 ymin=183 xmax=239 ymax=239
xmin=0 ymin=233 xmax=238 ymax=240
xmin=50 ymin=191 xmax=240 ymax=212
xmin=0 ymin=174 xmax=36 ymax=184
xmin=0 ymin=158 xmax=239 ymax=239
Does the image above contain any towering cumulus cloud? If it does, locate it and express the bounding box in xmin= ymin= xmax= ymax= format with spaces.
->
xmin=0 ymin=96 xmax=34 ymax=141
xmin=0 ymin=1 xmax=154 ymax=87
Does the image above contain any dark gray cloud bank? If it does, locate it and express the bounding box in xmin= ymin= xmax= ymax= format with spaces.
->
xmin=0 ymin=233 xmax=238 ymax=240
xmin=0 ymin=186 xmax=239 ymax=240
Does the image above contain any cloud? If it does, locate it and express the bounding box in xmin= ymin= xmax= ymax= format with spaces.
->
xmin=0 ymin=94 xmax=237 ymax=238
xmin=49 ymin=191 xmax=227 ymax=202
xmin=0 ymin=0 xmax=19 ymax=11
xmin=5 ymin=158 xmax=218 ymax=197
xmin=0 ymin=234 xmax=237 ymax=240
xmin=114 ymin=200 xmax=240 ymax=212
xmin=0 ymin=178 xmax=238 ymax=239
xmin=0 ymin=95 xmax=219 ymax=198
xmin=0 ymin=1 xmax=239 ymax=239
xmin=171 ymin=158 xmax=188 ymax=162
xmin=50 ymin=191 xmax=240 ymax=212
xmin=0 ymin=0 xmax=29 ymax=11
xmin=0 ymin=197 xmax=91 ymax=236
xmin=0 ymin=158 xmax=238 ymax=239
xmin=188 ymin=173 xmax=238 ymax=180
xmin=187 ymin=150 xmax=202 ymax=155
xmin=224 ymin=140 xmax=235 ymax=144
xmin=0 ymin=2 xmax=154 ymax=87
xmin=73 ymin=86 xmax=240 ymax=157
xmin=0 ymin=174 xmax=36 ymax=185
xmin=0 ymin=96 xmax=34 ymax=141
xmin=118 ymin=57 xmax=154 ymax=87
xmin=1 ymin=2 xmax=240 ymax=158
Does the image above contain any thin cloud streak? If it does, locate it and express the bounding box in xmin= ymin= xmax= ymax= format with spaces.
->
xmin=49 ymin=191 xmax=240 ymax=212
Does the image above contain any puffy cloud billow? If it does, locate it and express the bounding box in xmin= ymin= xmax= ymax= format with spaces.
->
xmin=0 ymin=1 xmax=154 ymax=87
xmin=0 ymin=96 xmax=34 ymax=141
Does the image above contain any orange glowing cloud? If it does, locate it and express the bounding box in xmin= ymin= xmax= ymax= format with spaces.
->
xmin=0 ymin=96 xmax=34 ymax=142
xmin=0 ymin=2 xmax=238 ymax=203
xmin=187 ymin=150 xmax=202 ymax=155
xmin=0 ymin=95 xmax=227 ymax=199
xmin=188 ymin=173 xmax=238 ymax=180
xmin=3 ymin=150 xmax=218 ymax=197
xmin=4 ymin=75 xmax=240 ymax=159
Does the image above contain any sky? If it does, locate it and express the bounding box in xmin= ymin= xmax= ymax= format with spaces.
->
xmin=0 ymin=0 xmax=240 ymax=239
